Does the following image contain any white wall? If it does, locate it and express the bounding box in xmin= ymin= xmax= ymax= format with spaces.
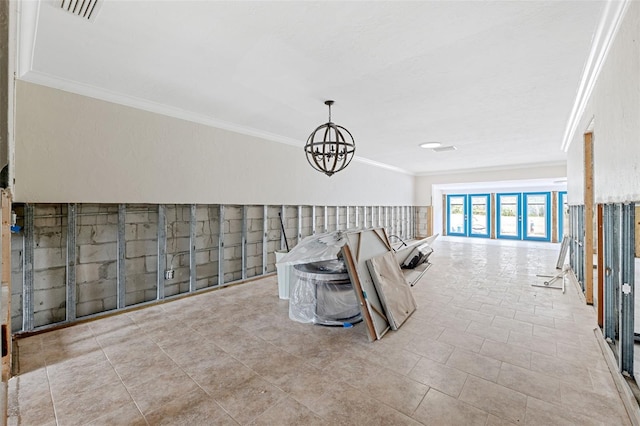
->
xmin=414 ymin=163 xmax=567 ymax=206
xmin=567 ymin=1 xmax=640 ymax=205
xmin=14 ymin=81 xmax=414 ymax=205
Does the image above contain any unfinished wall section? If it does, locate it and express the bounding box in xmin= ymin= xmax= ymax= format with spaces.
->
xmin=327 ymin=206 xmax=337 ymax=232
xmin=195 ymin=205 xmax=220 ymax=288
xmin=125 ymin=205 xmax=159 ymax=306
xmin=415 ymin=206 xmax=432 ymax=238
xmin=337 ymin=207 xmax=347 ymax=230
xmin=75 ymin=204 xmax=118 ymax=317
xmin=12 ymin=202 xmax=423 ymax=332
xmin=165 ymin=204 xmax=191 ymax=297
xmin=223 ymin=205 xmax=243 ymax=283
xmin=245 ymin=206 xmax=263 ymax=279
xmin=10 ymin=217 xmax=23 ymax=333
xmin=282 ymin=206 xmax=298 ymax=250
xmin=30 ymin=204 xmax=67 ymax=328
xmin=265 ymin=206 xmax=282 ymax=274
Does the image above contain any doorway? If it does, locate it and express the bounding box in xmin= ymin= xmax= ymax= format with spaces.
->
xmin=446 ymin=194 xmax=491 ymax=238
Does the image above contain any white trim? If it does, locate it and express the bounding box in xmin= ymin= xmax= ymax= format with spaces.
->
xmin=560 ymin=0 xmax=630 ymax=152
xmin=16 ymin=0 xmax=39 ymax=78
xmin=353 ymin=157 xmax=412 ymax=176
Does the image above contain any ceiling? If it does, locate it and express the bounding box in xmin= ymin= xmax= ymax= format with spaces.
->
xmin=18 ymin=0 xmax=606 ymax=175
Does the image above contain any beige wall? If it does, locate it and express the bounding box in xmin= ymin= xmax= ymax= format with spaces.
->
xmin=567 ymin=1 xmax=640 ymax=205
xmin=14 ymin=81 xmax=414 ymax=205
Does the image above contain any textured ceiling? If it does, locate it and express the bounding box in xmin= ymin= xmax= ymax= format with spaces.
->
xmin=19 ymin=1 xmax=605 ymax=175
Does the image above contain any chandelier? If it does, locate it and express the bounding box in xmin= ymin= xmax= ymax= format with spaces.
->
xmin=304 ymin=100 xmax=356 ymax=176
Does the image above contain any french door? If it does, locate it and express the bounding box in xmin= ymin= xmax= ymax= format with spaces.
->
xmin=446 ymin=194 xmax=467 ymax=236
xmin=496 ymin=192 xmax=551 ymax=241
xmin=496 ymin=193 xmax=522 ymax=239
xmin=523 ymin=192 xmax=551 ymax=241
xmin=446 ymin=194 xmax=490 ymax=238
xmin=468 ymin=194 xmax=490 ymax=238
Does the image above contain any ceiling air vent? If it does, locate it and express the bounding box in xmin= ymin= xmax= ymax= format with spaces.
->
xmin=59 ymin=0 xmax=101 ymax=21
xmin=432 ymin=145 xmax=457 ymax=152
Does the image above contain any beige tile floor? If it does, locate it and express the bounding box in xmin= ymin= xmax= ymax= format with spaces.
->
xmin=8 ymin=239 xmax=633 ymax=425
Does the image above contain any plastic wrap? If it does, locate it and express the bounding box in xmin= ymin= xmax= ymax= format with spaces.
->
xmin=288 ymin=259 xmax=361 ymax=326
xmin=277 ymin=231 xmax=347 ymax=266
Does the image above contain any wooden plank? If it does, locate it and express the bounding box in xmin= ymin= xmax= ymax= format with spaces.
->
xmin=584 ymin=132 xmax=594 ymax=305
xmin=597 ymin=204 xmax=604 ymax=327
xmin=1 ymin=190 xmax=10 ymax=384
xmin=426 ymin=206 xmax=433 ymax=237
xmin=1 ymin=191 xmax=9 ymax=283
xmin=341 ymin=245 xmax=376 ymax=341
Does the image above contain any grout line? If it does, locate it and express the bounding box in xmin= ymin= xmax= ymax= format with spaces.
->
xmin=93 ymin=325 xmax=150 ymax=426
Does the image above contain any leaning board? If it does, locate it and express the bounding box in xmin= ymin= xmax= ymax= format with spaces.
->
xmin=341 ymin=245 xmax=376 ymax=340
xmin=342 ymin=228 xmax=391 ymax=340
xmin=556 ymin=235 xmax=570 ymax=269
xmin=367 ymin=251 xmax=417 ymax=330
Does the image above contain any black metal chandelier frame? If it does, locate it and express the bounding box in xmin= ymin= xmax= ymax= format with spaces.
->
xmin=304 ymin=100 xmax=356 ymax=177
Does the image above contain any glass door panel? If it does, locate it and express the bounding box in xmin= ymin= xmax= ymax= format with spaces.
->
xmin=559 ymin=191 xmax=568 ymax=238
xmin=497 ymin=193 xmax=521 ymax=239
xmin=523 ymin=192 xmax=551 ymax=241
xmin=447 ymin=194 xmax=467 ymax=236
xmin=469 ymin=194 xmax=490 ymax=238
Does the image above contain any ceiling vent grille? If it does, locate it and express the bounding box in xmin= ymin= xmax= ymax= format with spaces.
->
xmin=59 ymin=0 xmax=101 ymax=21
xmin=432 ymin=145 xmax=457 ymax=152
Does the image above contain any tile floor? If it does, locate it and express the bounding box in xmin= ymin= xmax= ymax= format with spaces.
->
xmin=8 ymin=239 xmax=633 ymax=425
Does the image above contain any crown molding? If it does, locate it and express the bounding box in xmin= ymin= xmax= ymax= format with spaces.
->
xmin=560 ymin=0 xmax=630 ymax=152
xmin=415 ymin=161 xmax=567 ymax=178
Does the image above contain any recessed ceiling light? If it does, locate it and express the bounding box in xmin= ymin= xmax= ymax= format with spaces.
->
xmin=419 ymin=142 xmax=442 ymax=149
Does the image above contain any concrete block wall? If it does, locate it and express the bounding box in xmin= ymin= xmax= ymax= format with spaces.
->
xmin=282 ymin=206 xmax=298 ymax=250
xmin=245 ymin=206 xmax=263 ymax=279
xmin=338 ymin=206 xmax=347 ymax=230
xmin=12 ymin=202 xmax=420 ymax=332
xmin=326 ymin=206 xmax=337 ymax=232
xmin=75 ymin=204 xmax=118 ymax=318
xmin=195 ymin=205 xmax=219 ymax=288
xmin=265 ymin=206 xmax=282 ymax=273
xmin=315 ymin=207 xmax=326 ymax=234
xmin=223 ymin=205 xmax=243 ymax=283
xmin=125 ymin=205 xmax=159 ymax=306
xmin=31 ymin=204 xmax=68 ymax=328
xmin=299 ymin=206 xmax=313 ymax=240
xmin=164 ymin=204 xmax=191 ymax=297
xmin=347 ymin=206 xmax=357 ymax=229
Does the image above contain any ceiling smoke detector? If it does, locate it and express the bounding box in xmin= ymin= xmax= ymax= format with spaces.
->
xmin=432 ymin=145 xmax=457 ymax=152
xmin=58 ymin=0 xmax=102 ymax=21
